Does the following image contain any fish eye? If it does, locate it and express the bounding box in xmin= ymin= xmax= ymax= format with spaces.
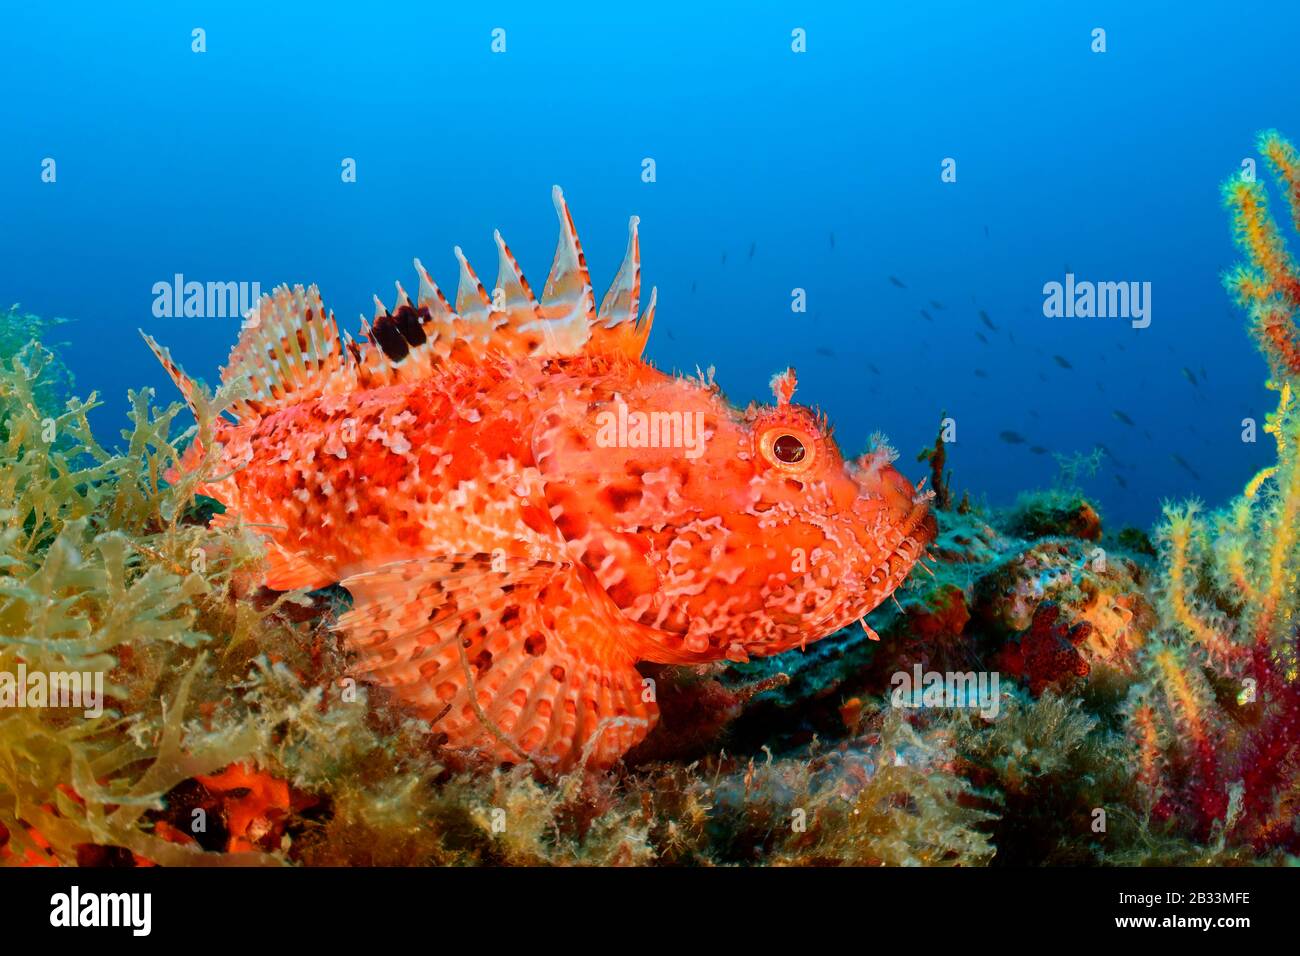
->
xmin=756 ymin=421 xmax=819 ymax=474
xmin=772 ymin=434 xmax=806 ymax=464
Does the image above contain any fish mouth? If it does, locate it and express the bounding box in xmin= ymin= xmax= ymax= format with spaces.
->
xmin=895 ymin=492 xmax=938 ymax=553
xmin=764 ymin=461 xmax=938 ymax=645
xmin=803 ymin=491 xmax=935 ymax=638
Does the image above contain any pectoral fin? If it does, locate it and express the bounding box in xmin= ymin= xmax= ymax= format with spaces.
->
xmin=336 ymin=553 xmax=657 ymax=771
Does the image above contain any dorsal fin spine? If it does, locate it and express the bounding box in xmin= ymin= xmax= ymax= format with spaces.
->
xmin=454 ymin=246 xmax=492 ymax=321
xmin=145 ymin=192 xmax=657 ymax=421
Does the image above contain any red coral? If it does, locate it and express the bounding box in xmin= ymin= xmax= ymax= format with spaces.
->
xmin=996 ymin=602 xmax=1091 ymax=696
xmin=195 ymin=763 xmax=293 ymax=853
xmin=1220 ymin=648 xmax=1300 ymax=851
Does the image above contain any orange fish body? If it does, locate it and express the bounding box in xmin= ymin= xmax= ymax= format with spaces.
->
xmin=145 ymin=189 xmax=934 ymax=770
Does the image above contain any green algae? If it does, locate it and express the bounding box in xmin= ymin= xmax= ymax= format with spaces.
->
xmin=1 ymin=279 xmax=1294 ymax=866
xmin=0 ymin=310 xmax=1004 ymax=867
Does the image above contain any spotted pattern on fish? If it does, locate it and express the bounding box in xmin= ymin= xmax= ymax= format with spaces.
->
xmin=142 ymin=188 xmax=935 ymax=771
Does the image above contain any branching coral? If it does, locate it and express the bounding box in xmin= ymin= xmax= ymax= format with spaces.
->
xmin=1122 ymin=131 xmax=1300 ymax=853
xmin=10 ymin=136 xmax=1300 ymax=868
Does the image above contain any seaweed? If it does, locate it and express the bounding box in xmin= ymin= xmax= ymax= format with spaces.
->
xmin=7 ymin=135 xmax=1300 ymax=869
xmin=0 ymin=310 xmax=1006 ymax=867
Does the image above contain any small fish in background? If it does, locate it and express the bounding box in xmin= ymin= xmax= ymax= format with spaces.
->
xmin=1053 ymin=355 xmax=1073 ymax=369
xmin=1008 ymin=330 xmax=1016 ymax=344
xmin=666 ymin=329 xmax=676 ymax=340
xmin=984 ymin=224 xmax=990 ymax=238
xmin=1201 ymin=365 xmax=1208 ymax=382
xmin=815 ymin=346 xmax=835 ymax=358
xmin=1028 ymin=409 xmax=1041 ymax=419
xmin=1182 ymin=366 xmax=1200 ymax=387
xmin=1029 ymin=445 xmax=1049 ymax=455
xmin=1171 ymin=453 xmax=1202 ymax=480
xmin=1115 ymin=473 xmax=1128 ymax=489
xmin=920 ymin=309 xmax=934 ymax=322
xmin=829 ymin=231 xmax=836 ymax=250
xmin=979 ymin=310 xmax=997 ymax=331
xmin=721 ymin=251 xmax=728 ymax=266
xmin=929 ymin=299 xmax=946 ymax=310
xmin=975 ymin=368 xmax=990 ymax=378
xmin=889 ymin=275 xmax=907 ymax=288
xmin=1038 ymin=371 xmax=1048 ymax=382
xmin=1098 ymin=442 xmax=1125 ymax=468
xmin=1000 ymin=430 xmax=1026 ymax=444
xmin=1143 ymin=428 xmax=1154 ymax=440
xmin=868 ymin=362 xmax=882 ymax=375
xmin=976 ymin=331 xmax=989 ymax=345
xmin=691 ymin=280 xmax=697 ymax=294
xmin=1113 ymin=410 xmax=1135 ymax=426
xmin=748 ymin=241 xmax=756 ymax=261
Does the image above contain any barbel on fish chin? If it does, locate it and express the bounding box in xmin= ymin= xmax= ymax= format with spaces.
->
xmin=141 ymin=188 xmax=935 ymax=771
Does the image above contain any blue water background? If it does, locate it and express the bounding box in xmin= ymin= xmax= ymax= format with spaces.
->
xmin=4 ymin=1 xmax=1299 ymax=530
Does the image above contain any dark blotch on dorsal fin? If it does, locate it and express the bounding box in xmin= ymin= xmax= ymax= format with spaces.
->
xmin=371 ymin=313 xmax=410 ymax=362
xmin=393 ymin=304 xmax=428 ymax=347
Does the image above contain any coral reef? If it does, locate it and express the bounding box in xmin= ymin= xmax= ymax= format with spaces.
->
xmin=1005 ymin=490 xmax=1102 ymax=542
xmin=0 ymin=314 xmax=999 ymax=866
xmin=995 ymin=602 xmax=1093 ymax=697
xmin=0 ymin=315 xmax=1232 ymax=866
xmin=1116 ymin=131 xmax=1300 ymax=854
xmin=4 ymin=134 xmax=1300 ymax=867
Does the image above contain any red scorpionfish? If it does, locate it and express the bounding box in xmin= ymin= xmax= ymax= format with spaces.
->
xmin=144 ymin=188 xmax=936 ymax=771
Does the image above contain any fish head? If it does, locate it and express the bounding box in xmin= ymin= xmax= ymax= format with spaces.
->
xmin=533 ymin=367 xmax=935 ymax=662
xmin=723 ymin=378 xmax=937 ymax=654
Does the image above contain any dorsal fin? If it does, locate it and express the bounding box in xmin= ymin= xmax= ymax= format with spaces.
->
xmin=493 ymin=229 xmax=540 ymax=320
xmin=139 ymin=331 xmax=201 ymax=417
xmin=144 ymin=190 xmax=660 ymax=420
xmin=591 ymin=215 xmax=655 ymax=360
xmin=453 ymin=246 xmax=493 ymax=325
xmin=599 ymin=216 xmax=641 ymax=327
xmin=414 ymin=257 xmax=456 ymax=325
xmin=220 ymin=284 xmax=353 ymax=419
xmin=541 ymin=185 xmax=596 ymax=321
